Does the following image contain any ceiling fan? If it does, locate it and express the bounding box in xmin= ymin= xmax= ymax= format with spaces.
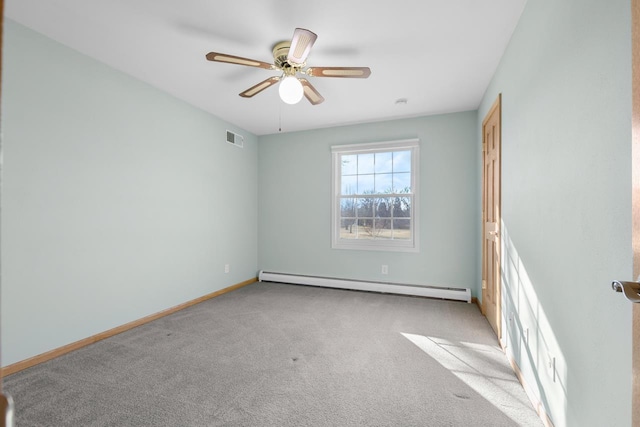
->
xmin=206 ymin=28 xmax=371 ymax=105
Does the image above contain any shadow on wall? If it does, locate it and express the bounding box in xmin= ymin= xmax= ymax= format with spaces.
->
xmin=501 ymin=221 xmax=567 ymax=426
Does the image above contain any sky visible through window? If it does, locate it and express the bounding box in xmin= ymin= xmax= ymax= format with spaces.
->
xmin=340 ymin=150 xmax=412 ymax=195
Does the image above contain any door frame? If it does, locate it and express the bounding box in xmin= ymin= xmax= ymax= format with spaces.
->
xmin=0 ymin=1 xmax=8 ymax=425
xmin=631 ymin=0 xmax=639 ymax=423
xmin=481 ymin=94 xmax=502 ymax=339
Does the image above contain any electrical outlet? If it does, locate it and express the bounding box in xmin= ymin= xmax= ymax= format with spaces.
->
xmin=381 ymin=265 xmax=388 ymax=275
xmin=224 ymin=264 xmax=230 ymax=274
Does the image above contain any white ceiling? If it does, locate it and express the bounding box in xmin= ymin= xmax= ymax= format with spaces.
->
xmin=5 ymin=0 xmax=527 ymax=136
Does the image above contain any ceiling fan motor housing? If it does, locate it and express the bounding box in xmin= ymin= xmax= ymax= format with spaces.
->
xmin=272 ymin=41 xmax=301 ymax=74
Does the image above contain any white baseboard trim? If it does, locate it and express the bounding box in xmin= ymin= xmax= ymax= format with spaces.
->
xmin=258 ymin=270 xmax=471 ymax=303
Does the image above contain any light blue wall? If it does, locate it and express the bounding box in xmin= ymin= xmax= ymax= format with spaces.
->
xmin=6 ymin=3 xmax=634 ymax=424
xmin=478 ymin=0 xmax=632 ymax=425
xmin=1 ymin=20 xmax=258 ymax=366
xmin=258 ymin=112 xmax=479 ymax=294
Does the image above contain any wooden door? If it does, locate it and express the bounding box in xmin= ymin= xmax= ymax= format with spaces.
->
xmin=632 ymin=0 xmax=640 ymax=423
xmin=482 ymin=95 xmax=502 ymax=339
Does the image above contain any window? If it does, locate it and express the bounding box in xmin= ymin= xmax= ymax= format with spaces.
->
xmin=331 ymin=139 xmax=419 ymax=252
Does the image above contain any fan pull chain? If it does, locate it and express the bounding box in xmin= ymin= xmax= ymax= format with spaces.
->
xmin=279 ymin=102 xmax=282 ymax=132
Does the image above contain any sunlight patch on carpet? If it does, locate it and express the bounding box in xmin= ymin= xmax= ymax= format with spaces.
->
xmin=401 ymin=333 xmax=535 ymax=425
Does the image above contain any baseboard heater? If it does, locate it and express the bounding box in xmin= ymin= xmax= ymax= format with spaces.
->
xmin=258 ymin=271 xmax=471 ymax=303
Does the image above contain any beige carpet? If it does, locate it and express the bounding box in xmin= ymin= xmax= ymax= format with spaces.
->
xmin=4 ymin=282 xmax=542 ymax=426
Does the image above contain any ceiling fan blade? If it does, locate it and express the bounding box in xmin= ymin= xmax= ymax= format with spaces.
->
xmin=239 ymin=76 xmax=280 ymax=98
xmin=206 ymin=52 xmax=274 ymax=70
xmin=307 ymin=67 xmax=371 ymax=78
xmin=299 ymin=78 xmax=325 ymax=105
xmin=288 ymin=28 xmax=317 ymax=65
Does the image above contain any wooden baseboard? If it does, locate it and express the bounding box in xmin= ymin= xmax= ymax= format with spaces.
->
xmin=471 ymin=297 xmax=482 ymax=312
xmin=1 ymin=278 xmax=257 ymax=376
xmin=504 ymin=348 xmax=556 ymax=427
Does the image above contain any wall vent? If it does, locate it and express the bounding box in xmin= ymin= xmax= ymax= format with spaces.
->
xmin=226 ymin=130 xmax=244 ymax=148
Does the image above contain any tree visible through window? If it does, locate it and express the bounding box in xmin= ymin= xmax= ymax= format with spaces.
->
xmin=332 ymin=139 xmax=419 ymax=252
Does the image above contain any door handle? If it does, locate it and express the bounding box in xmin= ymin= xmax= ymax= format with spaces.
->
xmin=611 ymin=280 xmax=640 ymax=303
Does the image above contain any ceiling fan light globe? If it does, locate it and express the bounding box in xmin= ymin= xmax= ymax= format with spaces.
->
xmin=279 ymin=76 xmax=304 ymax=104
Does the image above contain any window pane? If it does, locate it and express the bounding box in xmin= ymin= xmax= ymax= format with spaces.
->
xmin=393 ymin=172 xmax=411 ymax=193
xmin=358 ymin=153 xmax=375 ymax=174
xmin=340 ymin=219 xmax=358 ymax=239
xmin=358 ymin=174 xmax=375 ymax=194
xmin=376 ymin=226 xmax=393 ymax=239
xmin=341 ymin=175 xmax=357 ymax=195
xmin=357 ymin=197 xmax=374 ymax=217
xmin=357 ymin=219 xmax=375 ymax=239
xmin=393 ymin=151 xmax=412 ymax=173
xmin=375 ymin=152 xmax=393 ymax=173
xmin=375 ymin=198 xmax=391 ymax=218
xmin=341 ymin=154 xmax=357 ymax=175
xmin=340 ymin=198 xmax=356 ymax=217
xmin=375 ymin=218 xmax=392 ymax=239
xmin=392 ymin=196 xmax=411 ymax=217
xmin=375 ymin=173 xmax=392 ymax=194
xmin=393 ymin=219 xmax=411 ymax=240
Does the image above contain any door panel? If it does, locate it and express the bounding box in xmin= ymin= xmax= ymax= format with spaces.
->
xmin=482 ymin=95 xmax=502 ymax=338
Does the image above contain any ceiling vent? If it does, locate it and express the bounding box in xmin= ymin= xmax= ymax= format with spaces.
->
xmin=226 ymin=130 xmax=244 ymax=148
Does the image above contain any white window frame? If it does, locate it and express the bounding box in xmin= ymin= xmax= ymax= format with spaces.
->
xmin=331 ymin=139 xmax=420 ymax=252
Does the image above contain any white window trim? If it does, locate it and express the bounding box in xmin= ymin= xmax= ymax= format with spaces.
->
xmin=331 ymin=138 xmax=420 ymax=252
